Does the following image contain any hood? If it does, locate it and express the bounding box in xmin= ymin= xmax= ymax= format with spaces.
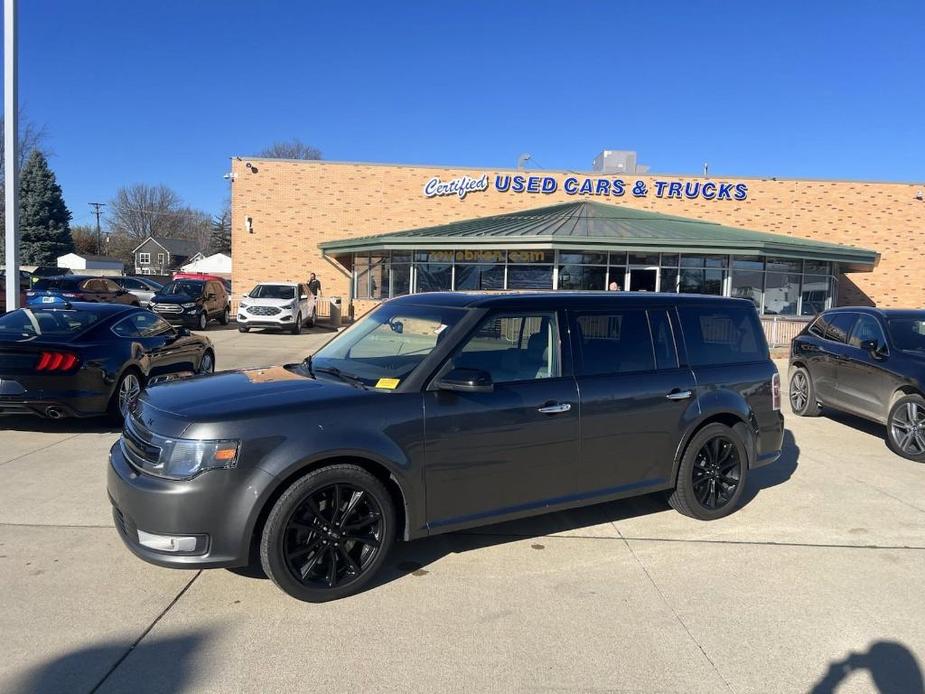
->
xmin=137 ymin=365 xmax=369 ymax=425
xmin=240 ymin=296 xmax=297 ymax=307
xmin=152 ymin=292 xmax=199 ymax=304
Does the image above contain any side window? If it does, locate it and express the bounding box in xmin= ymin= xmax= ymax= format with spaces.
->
xmin=81 ymin=279 xmax=100 ymax=292
xmin=809 ymin=315 xmax=830 ymax=338
xmin=111 ymin=317 xmax=140 ymax=338
xmin=825 ymin=313 xmax=856 ymax=344
xmin=849 ymin=315 xmax=885 ymax=349
xmin=678 ymin=305 xmax=767 ymax=366
xmin=575 ymin=310 xmax=654 ymax=375
xmin=454 ymin=312 xmax=559 ymax=383
xmin=103 ymin=279 xmax=120 ymax=292
xmin=648 ymin=309 xmax=679 ymax=370
xmin=132 ymin=312 xmax=173 ymax=337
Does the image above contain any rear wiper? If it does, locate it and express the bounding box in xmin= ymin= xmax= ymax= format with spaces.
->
xmin=312 ymin=365 xmax=366 ymax=389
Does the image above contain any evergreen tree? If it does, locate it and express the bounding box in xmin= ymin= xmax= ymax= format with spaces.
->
xmin=19 ymin=150 xmax=73 ymax=264
xmin=208 ymin=210 xmax=231 ymax=255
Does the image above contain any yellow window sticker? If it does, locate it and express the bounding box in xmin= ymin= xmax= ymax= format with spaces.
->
xmin=375 ymin=377 xmax=401 ymax=390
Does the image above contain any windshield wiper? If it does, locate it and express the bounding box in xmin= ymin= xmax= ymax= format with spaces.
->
xmin=312 ymin=365 xmax=367 ymax=389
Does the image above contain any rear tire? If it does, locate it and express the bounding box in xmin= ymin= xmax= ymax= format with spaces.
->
xmin=789 ymin=366 xmax=822 ymax=416
xmin=197 ymin=311 xmax=208 ymax=331
xmin=669 ymin=423 xmax=748 ymax=520
xmin=887 ymin=394 xmax=925 ymax=462
xmin=108 ymin=369 xmax=143 ymax=421
xmin=219 ymin=306 xmax=230 ymax=326
xmin=260 ymin=465 xmax=395 ymax=602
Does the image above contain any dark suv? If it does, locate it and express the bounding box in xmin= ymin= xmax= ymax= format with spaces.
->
xmin=108 ymin=292 xmax=783 ymax=601
xmin=789 ymin=307 xmax=925 ymax=461
xmin=150 ymin=279 xmax=230 ymax=330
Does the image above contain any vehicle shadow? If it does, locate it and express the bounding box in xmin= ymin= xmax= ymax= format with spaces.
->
xmin=738 ymin=428 xmax=799 ymax=507
xmin=809 ymin=640 xmax=924 ymax=693
xmin=821 ymin=407 xmax=893 ymax=452
xmin=0 ymin=415 xmax=121 ymax=434
xmin=8 ymin=631 xmax=209 ymax=694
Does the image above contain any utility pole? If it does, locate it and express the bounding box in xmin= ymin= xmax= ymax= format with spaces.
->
xmin=89 ymin=202 xmax=105 ymax=255
xmin=3 ymin=0 xmax=19 ymax=310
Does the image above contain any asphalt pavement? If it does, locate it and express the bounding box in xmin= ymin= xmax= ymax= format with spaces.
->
xmin=1 ymin=330 xmax=923 ymax=694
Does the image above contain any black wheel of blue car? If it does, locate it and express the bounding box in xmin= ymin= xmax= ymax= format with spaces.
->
xmin=668 ymin=423 xmax=748 ymax=520
xmin=260 ymin=465 xmax=395 ymax=602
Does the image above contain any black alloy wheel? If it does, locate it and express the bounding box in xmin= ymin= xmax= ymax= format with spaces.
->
xmin=789 ymin=367 xmax=821 ymax=417
xmin=887 ymin=394 xmax=925 ymax=462
xmin=260 ymin=465 xmax=395 ymax=601
xmin=668 ymin=422 xmax=749 ymax=520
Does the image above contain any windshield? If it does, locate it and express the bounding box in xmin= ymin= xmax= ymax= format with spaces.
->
xmin=32 ymin=278 xmax=79 ymax=291
xmin=311 ymin=302 xmax=466 ymax=387
xmin=249 ymin=284 xmax=295 ymax=300
xmin=0 ymin=308 xmax=102 ymax=341
xmin=161 ymin=280 xmax=204 ymax=296
xmin=888 ymin=317 xmax=925 ymax=352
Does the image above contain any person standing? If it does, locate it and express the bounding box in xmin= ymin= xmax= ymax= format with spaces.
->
xmin=307 ymin=272 xmax=322 ymax=297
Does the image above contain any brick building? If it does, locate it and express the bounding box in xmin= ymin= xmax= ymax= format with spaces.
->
xmin=229 ymin=156 xmax=924 ymax=324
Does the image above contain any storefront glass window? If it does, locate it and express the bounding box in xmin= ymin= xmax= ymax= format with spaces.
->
xmin=629 ymin=253 xmax=659 ymax=265
xmin=507 ymin=265 xmax=553 ymax=289
xmin=391 ymin=263 xmax=411 ymax=297
xmin=659 ymin=268 xmax=679 ymax=293
xmin=766 ymin=257 xmax=802 ymax=273
xmin=454 ymin=264 xmax=505 ymax=291
xmin=369 ymin=255 xmax=388 ymax=300
xmin=455 ymin=250 xmax=505 ymax=264
xmin=733 ymin=256 xmax=764 ymax=271
xmin=559 ymin=252 xmax=607 ymax=265
xmin=680 ymin=268 xmax=724 ymax=295
xmin=764 ymin=273 xmax=801 ymax=315
xmin=731 ymin=270 xmax=764 ymax=310
xmin=508 ymin=250 xmax=553 ymax=264
xmin=558 ymin=265 xmax=606 ymax=290
xmin=660 ymin=254 xmax=680 ymax=267
xmin=415 ymin=263 xmax=452 ymax=292
xmin=801 ymin=275 xmax=830 ymax=315
xmin=355 ymin=253 xmax=371 ymax=299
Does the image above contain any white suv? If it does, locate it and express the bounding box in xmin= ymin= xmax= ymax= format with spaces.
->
xmin=237 ymin=282 xmax=317 ymax=334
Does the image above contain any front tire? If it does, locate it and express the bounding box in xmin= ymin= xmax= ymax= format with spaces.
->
xmin=669 ymin=423 xmax=748 ymax=520
xmin=789 ymin=367 xmax=821 ymax=417
xmin=887 ymin=394 xmax=925 ymax=462
xmin=238 ymin=325 xmax=250 ymax=333
xmin=197 ymin=311 xmax=208 ymax=331
xmin=306 ymin=306 xmax=316 ymax=329
xmin=260 ymin=465 xmax=395 ymax=602
xmin=198 ymin=350 xmax=215 ymax=375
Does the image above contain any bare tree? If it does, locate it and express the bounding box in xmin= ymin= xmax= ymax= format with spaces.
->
xmin=107 ymin=184 xmax=184 ymax=239
xmin=70 ymin=224 xmax=99 ymax=255
xmin=0 ymin=113 xmax=50 ymax=187
xmin=258 ymin=138 xmax=322 ymax=160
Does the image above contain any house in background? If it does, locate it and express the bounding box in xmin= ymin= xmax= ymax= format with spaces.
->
xmin=57 ymin=252 xmax=125 ymax=276
xmin=180 ymin=252 xmax=232 ymax=277
xmin=132 ymin=237 xmax=201 ymax=276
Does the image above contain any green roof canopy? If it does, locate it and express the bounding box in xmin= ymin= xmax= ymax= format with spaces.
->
xmin=319 ymin=201 xmax=879 ymax=271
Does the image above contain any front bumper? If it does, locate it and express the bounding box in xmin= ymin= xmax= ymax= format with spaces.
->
xmin=107 ymin=440 xmax=275 ymax=569
xmin=236 ymin=310 xmax=295 ymax=328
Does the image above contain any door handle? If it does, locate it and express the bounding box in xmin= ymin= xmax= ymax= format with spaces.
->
xmin=538 ymin=402 xmax=572 ymax=414
xmin=666 ymin=390 xmax=693 ymax=400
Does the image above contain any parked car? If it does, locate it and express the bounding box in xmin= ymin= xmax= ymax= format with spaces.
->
xmin=150 ymin=278 xmax=230 ymax=330
xmin=0 ymin=271 xmax=30 ymax=313
xmin=109 ymin=292 xmax=783 ymax=602
xmin=0 ymin=302 xmax=214 ymax=419
xmin=789 ymin=307 xmax=925 ymax=461
xmin=111 ymin=276 xmax=164 ymax=308
xmin=237 ymin=282 xmax=317 ymax=334
xmin=30 ymin=266 xmax=71 ymax=284
xmin=26 ymin=276 xmax=139 ymax=306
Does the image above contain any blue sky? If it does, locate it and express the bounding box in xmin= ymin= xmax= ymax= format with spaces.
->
xmin=6 ymin=1 xmax=924 ymax=226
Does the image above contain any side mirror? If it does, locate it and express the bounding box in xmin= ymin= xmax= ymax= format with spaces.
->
xmin=177 ymin=327 xmax=191 ymax=337
xmin=389 ymin=319 xmax=404 ymax=334
xmin=300 ymin=294 xmax=308 ymax=301
xmin=207 ymin=293 xmax=216 ymax=300
xmin=435 ymin=367 xmax=493 ymax=393
xmin=860 ymin=339 xmax=886 ymax=359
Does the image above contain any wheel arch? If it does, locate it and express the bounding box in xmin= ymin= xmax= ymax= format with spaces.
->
xmin=890 ymin=385 xmax=925 ymax=407
xmin=671 ymin=411 xmax=756 ymax=485
xmin=247 ymin=454 xmax=413 ymax=564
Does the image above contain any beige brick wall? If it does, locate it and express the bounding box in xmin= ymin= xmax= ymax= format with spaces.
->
xmin=231 ymin=159 xmax=925 ymax=313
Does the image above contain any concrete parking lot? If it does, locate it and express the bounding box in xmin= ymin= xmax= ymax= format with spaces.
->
xmin=1 ymin=330 xmax=923 ymax=694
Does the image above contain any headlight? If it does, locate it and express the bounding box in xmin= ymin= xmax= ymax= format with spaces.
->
xmin=181 ymin=302 xmax=197 ymax=309
xmin=239 ymin=301 xmax=249 ymax=308
xmin=123 ymin=430 xmax=239 ymax=480
xmin=281 ymin=301 xmax=295 ymax=310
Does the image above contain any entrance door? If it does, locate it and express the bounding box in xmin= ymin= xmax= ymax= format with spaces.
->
xmin=627 ymin=268 xmax=657 ymax=292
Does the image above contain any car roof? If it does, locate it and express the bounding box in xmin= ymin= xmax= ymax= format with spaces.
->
xmin=21 ymin=301 xmax=136 ymax=316
xmin=825 ymin=306 xmax=925 ymax=319
xmin=387 ymin=291 xmax=756 ymax=310
xmin=255 ymin=281 xmax=299 ymax=286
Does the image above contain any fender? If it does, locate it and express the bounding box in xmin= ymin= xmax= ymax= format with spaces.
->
xmin=671 ymin=389 xmax=759 ymax=483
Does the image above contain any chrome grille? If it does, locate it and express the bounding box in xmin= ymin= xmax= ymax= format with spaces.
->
xmin=247 ymin=305 xmax=282 ymax=316
xmin=121 ymin=416 xmax=162 ymax=468
xmin=151 ymin=303 xmax=183 ymax=314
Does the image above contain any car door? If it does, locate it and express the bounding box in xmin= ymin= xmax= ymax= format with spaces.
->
xmin=571 ymin=306 xmax=696 ymax=494
xmin=835 ymin=314 xmax=895 ymax=421
xmin=102 ymin=278 xmax=128 ymax=303
xmin=423 ymin=310 xmax=581 ymax=530
xmin=812 ymin=312 xmax=857 ymax=404
xmin=134 ymin=312 xmax=200 ymax=375
xmin=206 ymin=281 xmax=221 ymax=317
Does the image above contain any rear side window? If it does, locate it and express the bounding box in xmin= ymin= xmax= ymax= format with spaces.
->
xmin=824 ymin=313 xmax=856 ymax=343
xmin=808 ymin=316 xmax=830 ymax=338
xmin=648 ymin=309 xmax=679 ymax=370
xmin=575 ymin=310 xmax=654 ymax=375
xmin=32 ymin=278 xmax=78 ymax=291
xmin=0 ymin=308 xmax=101 ymax=340
xmin=678 ymin=305 xmax=767 ymax=366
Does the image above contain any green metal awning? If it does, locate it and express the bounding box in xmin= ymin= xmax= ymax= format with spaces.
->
xmin=319 ymin=201 xmax=879 ymax=271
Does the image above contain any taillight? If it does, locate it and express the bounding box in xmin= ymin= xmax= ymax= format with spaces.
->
xmin=771 ymin=371 xmax=781 ymax=411
xmin=35 ymin=351 xmax=79 ymax=372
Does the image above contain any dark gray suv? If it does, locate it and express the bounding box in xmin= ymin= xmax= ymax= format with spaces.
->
xmin=108 ymin=292 xmax=784 ymax=601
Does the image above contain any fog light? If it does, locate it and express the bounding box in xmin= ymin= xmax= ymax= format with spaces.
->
xmin=137 ymin=529 xmax=198 ymax=553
